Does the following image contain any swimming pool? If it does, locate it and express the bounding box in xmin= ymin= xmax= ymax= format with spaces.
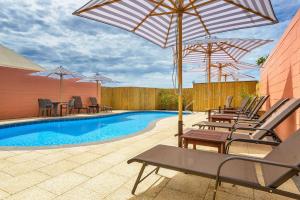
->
xmin=0 ymin=111 xmax=179 ymax=147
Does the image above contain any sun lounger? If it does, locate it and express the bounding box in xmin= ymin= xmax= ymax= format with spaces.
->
xmin=128 ymin=129 xmax=300 ymax=199
xmin=208 ymin=96 xmax=257 ymax=120
xmin=222 ymin=96 xmax=250 ymax=114
xmin=210 ymin=96 xmax=268 ymax=122
xmin=89 ymin=97 xmax=112 ymax=112
xmin=194 ymin=98 xmax=289 ymax=130
xmin=183 ymin=99 xmax=300 ymax=152
xmin=209 ymin=96 xmax=233 ymax=113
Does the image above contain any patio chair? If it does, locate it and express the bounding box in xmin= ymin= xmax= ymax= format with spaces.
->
xmin=128 ymin=128 xmax=300 ymax=199
xmin=89 ymin=97 xmax=99 ymax=113
xmin=183 ymin=98 xmax=300 ymax=151
xmin=72 ymin=96 xmax=88 ymax=114
xmin=38 ymin=99 xmax=52 ymax=117
xmin=193 ymin=98 xmax=289 ymax=130
xmin=209 ymin=96 xmax=268 ymax=123
xmin=61 ymin=98 xmax=75 ymax=115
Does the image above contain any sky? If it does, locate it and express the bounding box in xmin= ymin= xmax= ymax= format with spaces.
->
xmin=0 ymin=0 xmax=299 ymax=88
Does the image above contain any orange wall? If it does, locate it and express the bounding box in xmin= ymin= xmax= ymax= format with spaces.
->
xmin=0 ymin=67 xmax=99 ymax=120
xmin=260 ymin=9 xmax=300 ymax=141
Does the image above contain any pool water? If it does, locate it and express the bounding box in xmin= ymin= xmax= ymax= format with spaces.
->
xmin=0 ymin=111 xmax=178 ymax=147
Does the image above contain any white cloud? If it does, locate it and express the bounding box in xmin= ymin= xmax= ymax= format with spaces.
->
xmin=0 ymin=0 xmax=299 ymax=87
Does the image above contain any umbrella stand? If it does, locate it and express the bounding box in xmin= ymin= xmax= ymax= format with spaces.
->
xmin=177 ymin=9 xmax=183 ymax=147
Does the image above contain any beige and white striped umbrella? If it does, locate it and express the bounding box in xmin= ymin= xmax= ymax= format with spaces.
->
xmin=183 ymin=37 xmax=272 ymax=64
xmin=73 ymin=0 xmax=278 ymax=148
xmin=182 ymin=37 xmax=271 ymax=108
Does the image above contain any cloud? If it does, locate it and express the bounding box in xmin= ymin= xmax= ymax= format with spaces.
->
xmin=0 ymin=0 xmax=299 ymax=87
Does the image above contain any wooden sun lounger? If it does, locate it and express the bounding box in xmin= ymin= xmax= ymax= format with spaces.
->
xmin=128 ymin=129 xmax=300 ymax=200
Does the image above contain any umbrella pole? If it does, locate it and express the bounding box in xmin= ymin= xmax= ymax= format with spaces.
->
xmin=177 ymin=9 xmax=183 ymax=148
xmin=218 ymin=64 xmax=222 ymax=108
xmin=96 ymin=80 xmax=99 ymax=104
xmin=59 ymin=74 xmax=63 ymax=102
xmin=207 ymin=44 xmax=212 ymax=110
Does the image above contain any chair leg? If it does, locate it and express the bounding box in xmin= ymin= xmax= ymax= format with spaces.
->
xmin=132 ymin=163 xmax=147 ymax=195
xmin=213 ymin=178 xmax=220 ymax=200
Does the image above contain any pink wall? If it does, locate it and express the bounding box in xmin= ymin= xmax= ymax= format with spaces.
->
xmin=0 ymin=67 xmax=99 ymax=120
xmin=260 ymin=9 xmax=300 ymax=141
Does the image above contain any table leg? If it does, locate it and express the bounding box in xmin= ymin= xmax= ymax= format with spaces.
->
xmin=183 ymin=139 xmax=188 ymax=148
xmin=53 ymin=104 xmax=58 ymax=117
xmin=60 ymin=104 xmax=63 ymax=116
xmin=193 ymin=144 xmax=196 ymax=150
xmin=218 ymin=145 xmax=221 ymax=153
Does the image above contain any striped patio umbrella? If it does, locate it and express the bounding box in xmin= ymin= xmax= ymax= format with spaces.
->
xmin=73 ymin=0 xmax=278 ymax=147
xmin=183 ymin=37 xmax=271 ymax=108
xmin=31 ymin=66 xmax=82 ymax=102
xmin=188 ymin=61 xmax=257 ymax=106
xmin=78 ymin=73 xmax=116 ymax=103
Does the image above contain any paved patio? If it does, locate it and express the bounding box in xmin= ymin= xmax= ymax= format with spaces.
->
xmin=0 ymin=112 xmax=298 ymax=200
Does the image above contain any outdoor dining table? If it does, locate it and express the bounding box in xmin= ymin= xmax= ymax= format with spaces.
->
xmin=52 ymin=102 xmax=68 ymax=117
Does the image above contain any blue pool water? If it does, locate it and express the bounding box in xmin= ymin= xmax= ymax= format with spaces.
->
xmin=0 ymin=111 xmax=178 ymax=147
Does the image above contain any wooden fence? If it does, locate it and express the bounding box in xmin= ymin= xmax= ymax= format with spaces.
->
xmin=101 ymin=81 xmax=257 ymax=111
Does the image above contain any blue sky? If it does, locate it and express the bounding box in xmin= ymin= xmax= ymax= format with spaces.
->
xmin=0 ymin=0 xmax=299 ymax=87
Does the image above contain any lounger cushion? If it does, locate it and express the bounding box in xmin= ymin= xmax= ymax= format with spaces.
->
xmin=128 ymin=145 xmax=259 ymax=187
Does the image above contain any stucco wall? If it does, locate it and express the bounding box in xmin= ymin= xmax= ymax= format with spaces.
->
xmin=0 ymin=67 xmax=99 ymax=120
xmin=260 ymin=9 xmax=300 ymax=141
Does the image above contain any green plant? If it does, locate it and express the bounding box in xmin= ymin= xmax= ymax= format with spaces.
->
xmin=159 ymin=90 xmax=179 ymax=110
xmin=256 ymin=55 xmax=268 ymax=66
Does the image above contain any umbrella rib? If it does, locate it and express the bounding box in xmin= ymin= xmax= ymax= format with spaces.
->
xmin=188 ymin=0 xmax=210 ymax=35
xmin=148 ymin=0 xmax=175 ymax=11
xmin=133 ymin=0 xmax=165 ymax=32
xmin=223 ymin=0 xmax=277 ymax=22
xmin=164 ymin=13 xmax=174 ymax=47
xmin=167 ymin=0 xmax=177 ymax=8
xmin=216 ymin=43 xmax=238 ymax=62
xmin=220 ymin=42 xmax=249 ymax=52
xmin=184 ymin=0 xmax=217 ymax=11
xmin=74 ymin=0 xmax=121 ymax=14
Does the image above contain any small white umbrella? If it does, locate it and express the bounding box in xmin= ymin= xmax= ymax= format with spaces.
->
xmin=78 ymin=73 xmax=116 ymax=103
xmin=31 ymin=66 xmax=82 ymax=102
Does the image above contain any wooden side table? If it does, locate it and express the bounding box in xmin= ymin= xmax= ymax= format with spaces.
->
xmin=181 ymin=130 xmax=229 ymax=154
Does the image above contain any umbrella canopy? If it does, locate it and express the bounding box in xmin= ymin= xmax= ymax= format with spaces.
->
xmin=73 ymin=0 xmax=278 ymax=148
xmin=78 ymin=73 xmax=116 ymax=102
xmin=73 ymin=0 xmax=277 ymax=48
xmin=183 ymin=37 xmax=272 ymax=64
xmin=182 ymin=36 xmax=271 ymax=108
xmin=188 ymin=61 xmax=257 ymax=105
xmin=31 ymin=66 xmax=82 ymax=102
xmin=188 ymin=61 xmax=258 ymax=81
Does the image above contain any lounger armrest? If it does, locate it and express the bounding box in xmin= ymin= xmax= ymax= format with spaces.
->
xmin=232 ymin=127 xmax=275 ymax=138
xmin=218 ymin=156 xmax=300 ymax=175
xmin=212 ymin=156 xmax=300 ymax=196
xmin=225 ymin=138 xmax=280 ymax=153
